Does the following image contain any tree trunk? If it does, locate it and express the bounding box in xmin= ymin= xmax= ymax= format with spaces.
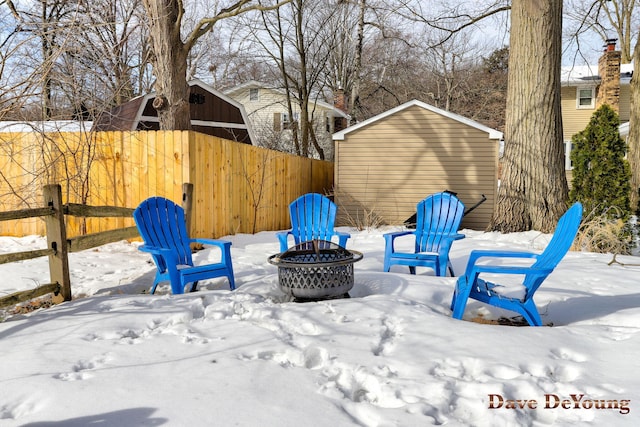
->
xmin=628 ymin=39 xmax=640 ymax=213
xmin=349 ymin=0 xmax=365 ymax=125
xmin=489 ymin=0 xmax=568 ymax=233
xmin=294 ymin=0 xmax=310 ymax=158
xmin=142 ymin=0 xmax=191 ymax=130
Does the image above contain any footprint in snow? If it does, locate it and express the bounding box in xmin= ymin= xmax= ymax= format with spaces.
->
xmin=54 ymin=353 xmax=112 ymax=381
xmin=372 ymin=316 xmax=402 ymax=356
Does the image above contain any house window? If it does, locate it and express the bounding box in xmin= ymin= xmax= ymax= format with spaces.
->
xmin=576 ymin=87 xmax=595 ymax=109
xmin=565 ymin=140 xmax=574 ymax=170
xmin=282 ymin=112 xmax=299 ymax=130
xmin=249 ymin=88 xmax=259 ymax=101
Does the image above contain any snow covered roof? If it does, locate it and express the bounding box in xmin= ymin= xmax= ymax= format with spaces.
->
xmin=0 ymin=120 xmax=93 ymax=133
xmin=620 ymin=121 xmax=629 ymax=136
xmin=561 ymin=62 xmax=633 ymax=85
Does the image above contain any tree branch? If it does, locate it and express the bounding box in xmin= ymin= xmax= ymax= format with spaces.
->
xmin=184 ymin=0 xmax=292 ymax=51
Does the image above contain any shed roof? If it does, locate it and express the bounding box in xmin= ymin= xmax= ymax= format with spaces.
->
xmin=93 ymin=79 xmax=255 ymax=143
xmin=332 ymin=99 xmax=503 ymax=141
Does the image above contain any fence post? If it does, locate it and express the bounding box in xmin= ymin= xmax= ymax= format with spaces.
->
xmin=182 ymin=182 xmax=194 ymax=234
xmin=43 ymin=184 xmax=72 ymax=301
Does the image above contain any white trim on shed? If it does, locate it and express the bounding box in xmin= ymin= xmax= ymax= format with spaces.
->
xmin=333 ymin=99 xmax=503 ymax=141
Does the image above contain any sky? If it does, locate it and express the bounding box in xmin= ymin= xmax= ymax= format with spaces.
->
xmin=0 ymin=226 xmax=639 ymax=426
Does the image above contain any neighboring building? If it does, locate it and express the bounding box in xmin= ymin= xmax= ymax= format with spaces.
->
xmin=332 ymin=99 xmax=503 ymax=231
xmin=561 ymin=39 xmax=632 ymax=175
xmin=93 ymin=79 xmax=254 ymax=144
xmin=224 ymin=81 xmax=349 ymax=159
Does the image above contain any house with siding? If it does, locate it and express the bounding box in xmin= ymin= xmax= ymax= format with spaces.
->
xmin=561 ymin=39 xmax=632 ymax=179
xmin=332 ymin=100 xmax=503 ymax=231
xmin=224 ymin=81 xmax=349 ymax=159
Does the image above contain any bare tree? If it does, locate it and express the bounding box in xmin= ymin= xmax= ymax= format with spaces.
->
xmin=420 ymin=31 xmax=479 ymax=112
xmin=460 ymin=46 xmax=508 ymax=131
xmin=349 ymin=0 xmax=365 ymax=124
xmin=140 ymin=0 xmax=291 ymax=130
xmin=240 ymin=0 xmax=342 ymax=159
xmin=49 ymin=0 xmax=154 ymax=124
xmin=4 ymin=0 xmax=79 ymax=119
xmin=323 ymin=0 xmax=390 ymax=125
xmin=565 ymin=0 xmax=638 ymax=64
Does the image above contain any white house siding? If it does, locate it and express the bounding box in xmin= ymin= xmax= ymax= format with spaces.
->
xmin=334 ymin=104 xmax=499 ymax=231
xmin=561 ymin=85 xmax=630 ymax=141
xmin=561 ymin=86 xmax=598 ymax=141
xmin=228 ymin=86 xmax=290 ymax=128
xmin=618 ymin=85 xmax=631 ymax=122
xmin=225 ymin=83 xmax=343 ymax=159
xmin=561 ymin=83 xmax=630 ymax=188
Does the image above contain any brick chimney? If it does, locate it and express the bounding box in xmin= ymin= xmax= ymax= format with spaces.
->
xmin=333 ymin=88 xmax=348 ymax=132
xmin=333 ymin=88 xmax=347 ymax=112
xmin=597 ymin=38 xmax=621 ymax=112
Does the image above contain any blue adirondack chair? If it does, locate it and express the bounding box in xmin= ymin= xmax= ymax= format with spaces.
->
xmin=383 ymin=192 xmax=465 ymax=276
xmin=133 ymin=197 xmax=235 ymax=294
xmin=277 ymin=193 xmax=351 ymax=253
xmin=450 ymin=202 xmax=583 ymax=326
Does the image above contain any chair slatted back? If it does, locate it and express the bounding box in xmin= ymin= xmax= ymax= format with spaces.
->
xmin=526 ymin=202 xmax=583 ymax=294
xmin=134 ymin=197 xmax=194 ymax=272
xmin=289 ymin=193 xmax=338 ymax=244
xmin=414 ymin=192 xmax=465 ymax=253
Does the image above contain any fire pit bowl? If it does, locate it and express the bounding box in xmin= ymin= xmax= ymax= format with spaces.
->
xmin=268 ymin=240 xmax=363 ymax=301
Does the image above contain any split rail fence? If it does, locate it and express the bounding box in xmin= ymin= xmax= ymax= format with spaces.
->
xmin=0 ymin=183 xmax=197 ymax=309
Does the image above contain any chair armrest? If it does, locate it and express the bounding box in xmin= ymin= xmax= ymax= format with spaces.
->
xmin=138 ymin=245 xmax=179 ymax=272
xmin=438 ymin=232 xmax=465 ymax=244
xmin=276 ymin=230 xmax=292 ymax=238
xmin=466 ymin=249 xmax=538 ymax=267
xmin=138 ymin=245 xmax=177 ymax=259
xmin=190 ymin=238 xmax=232 ymax=250
xmin=470 ymin=264 xmax=553 ymax=276
xmin=383 ymin=230 xmax=414 ymax=239
xmin=333 ymin=230 xmax=351 ymax=248
xmin=383 ymin=230 xmax=415 ymax=254
xmin=383 ymin=230 xmax=414 ymax=245
xmin=190 ymin=238 xmax=233 ymax=267
xmin=276 ymin=230 xmax=293 ymax=253
xmin=138 ymin=245 xmax=183 ymax=287
xmin=463 ymin=250 xmax=542 ymax=278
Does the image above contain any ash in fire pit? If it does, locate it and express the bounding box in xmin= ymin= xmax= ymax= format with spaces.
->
xmin=268 ymin=240 xmax=363 ymax=302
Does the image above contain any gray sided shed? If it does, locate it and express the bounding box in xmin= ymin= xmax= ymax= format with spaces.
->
xmin=332 ymin=100 xmax=502 ymax=230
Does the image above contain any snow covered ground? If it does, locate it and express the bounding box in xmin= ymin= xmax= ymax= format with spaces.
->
xmin=1 ymin=227 xmax=639 ymax=426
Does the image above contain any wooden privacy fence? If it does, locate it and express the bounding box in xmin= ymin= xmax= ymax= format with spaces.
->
xmin=0 ymin=184 xmax=149 ymax=308
xmin=0 ymin=130 xmax=334 ymax=238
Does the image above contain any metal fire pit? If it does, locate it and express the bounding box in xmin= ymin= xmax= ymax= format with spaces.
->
xmin=268 ymin=240 xmax=363 ymax=301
